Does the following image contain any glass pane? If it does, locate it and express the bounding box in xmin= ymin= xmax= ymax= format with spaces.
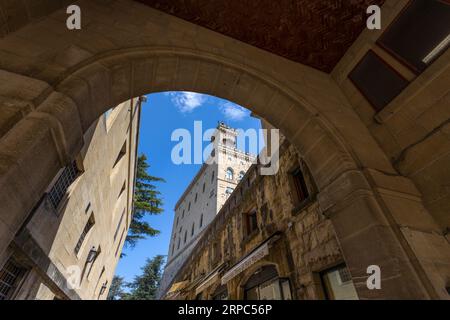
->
xmin=322 ymin=266 xmax=358 ymax=300
xmin=258 ymin=279 xmax=282 ymax=300
xmin=281 ymin=279 xmax=292 ymax=300
xmin=245 ymin=286 xmax=259 ymax=300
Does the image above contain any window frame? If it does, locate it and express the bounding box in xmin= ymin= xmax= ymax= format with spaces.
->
xmin=376 ymin=0 xmax=450 ymax=75
xmin=0 ymin=257 xmax=29 ymax=300
xmin=244 ymin=208 xmax=258 ymax=238
xmin=348 ymin=49 xmax=410 ymax=113
xmin=288 ymin=165 xmax=312 ymax=214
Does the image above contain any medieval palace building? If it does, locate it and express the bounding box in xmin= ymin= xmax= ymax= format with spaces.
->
xmin=159 ymin=123 xmax=256 ymax=297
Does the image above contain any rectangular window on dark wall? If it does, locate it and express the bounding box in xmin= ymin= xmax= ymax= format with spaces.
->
xmin=349 ymin=51 xmax=409 ymax=112
xmin=246 ymin=209 xmax=258 ymax=235
xmin=291 ymin=167 xmax=309 ymax=204
xmin=378 ymin=0 xmax=450 ymax=74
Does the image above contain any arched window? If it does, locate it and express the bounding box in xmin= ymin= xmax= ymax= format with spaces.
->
xmin=225 ymin=168 xmax=234 ymax=180
xmin=191 ymin=222 xmax=195 ymax=236
xmin=238 ymin=171 xmax=245 ymax=181
xmin=225 ymin=187 xmax=234 ymax=197
xmin=200 ymin=214 xmax=203 ymax=228
xmin=184 ymin=230 xmax=187 ymax=243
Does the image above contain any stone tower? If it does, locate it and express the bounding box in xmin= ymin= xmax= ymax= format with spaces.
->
xmin=158 ymin=122 xmax=256 ymax=297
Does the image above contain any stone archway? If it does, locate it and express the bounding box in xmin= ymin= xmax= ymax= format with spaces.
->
xmin=0 ymin=0 xmax=448 ymax=299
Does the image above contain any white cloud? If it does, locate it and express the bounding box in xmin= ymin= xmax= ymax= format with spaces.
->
xmin=219 ymin=102 xmax=249 ymax=121
xmin=167 ymin=91 xmax=206 ymax=113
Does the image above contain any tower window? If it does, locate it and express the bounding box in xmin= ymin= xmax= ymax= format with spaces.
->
xmin=200 ymin=214 xmax=203 ymax=228
xmin=225 ymin=168 xmax=234 ymax=180
xmin=191 ymin=222 xmax=195 ymax=236
xmin=225 ymin=187 xmax=234 ymax=197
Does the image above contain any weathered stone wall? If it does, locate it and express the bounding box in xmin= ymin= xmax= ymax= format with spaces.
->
xmin=168 ymin=141 xmax=344 ymax=300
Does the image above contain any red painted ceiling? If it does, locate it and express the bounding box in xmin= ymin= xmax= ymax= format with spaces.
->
xmin=135 ymin=0 xmax=385 ymax=72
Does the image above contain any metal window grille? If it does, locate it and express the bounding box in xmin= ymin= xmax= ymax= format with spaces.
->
xmin=48 ymin=161 xmax=80 ymax=209
xmin=75 ymin=215 xmax=95 ymax=254
xmin=0 ymin=258 xmax=26 ymax=300
xmin=338 ymin=266 xmax=352 ymax=283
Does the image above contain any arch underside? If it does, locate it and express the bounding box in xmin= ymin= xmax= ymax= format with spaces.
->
xmin=0 ymin=0 xmax=448 ymax=300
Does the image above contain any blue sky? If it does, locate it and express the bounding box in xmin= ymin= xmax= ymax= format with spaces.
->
xmin=115 ymin=92 xmax=263 ymax=283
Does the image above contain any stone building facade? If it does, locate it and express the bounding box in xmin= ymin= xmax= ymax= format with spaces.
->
xmin=0 ymin=99 xmax=141 ymax=300
xmin=159 ymin=123 xmax=255 ymax=297
xmin=164 ymin=139 xmax=359 ymax=300
xmin=0 ymin=0 xmax=449 ymax=299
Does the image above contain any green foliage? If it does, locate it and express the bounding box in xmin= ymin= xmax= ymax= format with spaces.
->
xmin=125 ymin=154 xmax=165 ymax=248
xmin=107 ymin=276 xmax=127 ymax=300
xmin=124 ymin=255 xmax=165 ymax=300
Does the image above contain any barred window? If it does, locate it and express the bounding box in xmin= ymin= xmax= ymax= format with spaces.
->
xmin=48 ymin=161 xmax=80 ymax=209
xmin=0 ymin=258 xmax=27 ymax=300
xmin=75 ymin=214 xmax=95 ymax=255
xmin=338 ymin=266 xmax=352 ymax=284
